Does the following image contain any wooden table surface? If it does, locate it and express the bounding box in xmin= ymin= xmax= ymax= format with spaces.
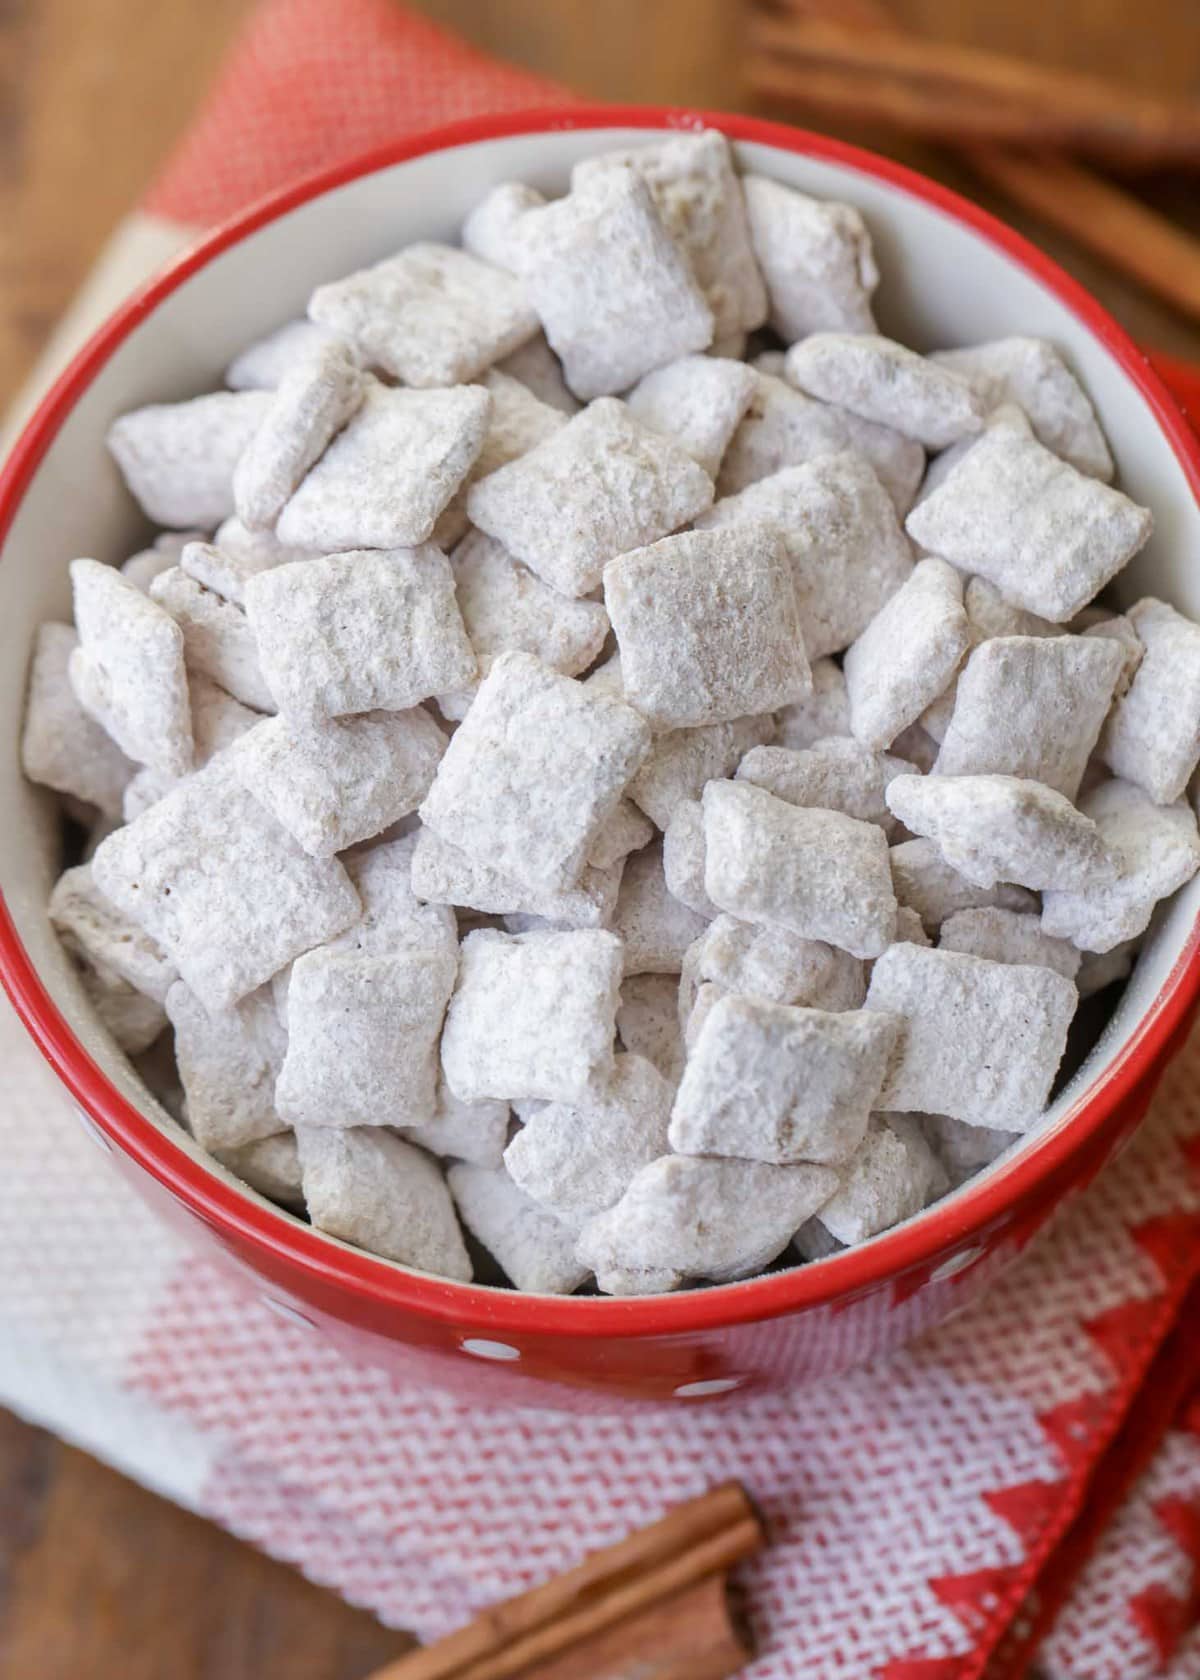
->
xmin=2 ymin=2 xmax=1199 ymax=1675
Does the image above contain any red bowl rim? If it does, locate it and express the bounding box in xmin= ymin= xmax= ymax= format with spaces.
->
xmin=3 ymin=103 xmax=1200 ymax=1340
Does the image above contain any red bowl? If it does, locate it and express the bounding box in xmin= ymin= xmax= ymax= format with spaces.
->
xmin=3 ymin=106 xmax=1200 ymax=1409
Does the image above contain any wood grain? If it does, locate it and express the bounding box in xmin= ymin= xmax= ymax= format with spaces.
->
xmin=1 ymin=2 xmax=1200 ymax=1677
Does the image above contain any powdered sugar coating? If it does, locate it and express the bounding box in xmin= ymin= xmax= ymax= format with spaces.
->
xmin=605 ymin=525 xmax=811 ymax=728
xmin=167 ymin=980 xmax=286 ymax=1151
xmin=741 ymin=175 xmax=878 ymax=339
xmin=309 ymin=241 xmax=537 ymax=386
xmin=514 ymin=167 xmax=714 ymax=400
xmin=433 ymin=370 xmax=569 ymax=549
xmin=662 ymin=800 xmax=715 ymax=918
xmin=616 ymin=974 xmax=685 ymax=1086
xmin=468 ymin=398 xmax=713 ymax=598
xmin=398 ymin=1078 xmax=510 ymax=1170
xmin=233 ymin=340 xmax=365 ymax=529
xmin=865 ymin=943 xmax=1076 ymax=1128
xmin=298 ymin=1127 xmax=471 ymax=1281
xmin=697 ymin=453 xmax=914 ymax=660
xmin=441 ymin=928 xmax=623 ymax=1105
xmin=625 ymin=355 xmax=757 ymax=479
xmin=935 ymin=634 xmax=1125 ymax=799
xmin=889 ymin=837 xmax=1037 ymax=932
xmin=410 ymin=826 xmax=622 ymax=929
xmin=274 ymin=379 xmax=489 ymax=550
xmin=787 ymin=333 xmax=986 ymax=451
xmin=122 ymin=674 xmax=262 ymax=821
xmin=844 ymin=558 xmax=970 ymax=751
xmin=420 ymin=652 xmax=650 ymax=893
xmin=448 ymin=1163 xmax=589 ymax=1295
xmin=588 ymin=800 xmax=655 ymax=872
xmin=1098 ymin=599 xmax=1200 ymax=804
xmin=703 ymin=779 xmax=897 ymax=958
xmin=245 ymin=546 xmax=476 ymax=723
xmin=814 ymin=1115 xmax=943 ymax=1245
xmin=91 ymin=757 xmax=359 ymax=1011
xmin=50 ymin=863 xmax=177 ymax=1004
xmin=22 ymin=623 xmax=135 ymax=818
xmin=737 ymin=738 xmax=910 ymax=835
xmin=886 ymin=773 xmax=1112 ymax=893
xmin=695 ymin=914 xmax=867 ymax=1011
xmin=461 ymin=181 xmax=547 ymax=270
xmin=905 ymin=427 xmax=1152 ymax=622
xmin=327 ymin=833 xmax=456 ymax=961
xmin=670 ymin=993 xmax=898 ymax=1166
xmin=627 ymin=713 xmax=774 ymax=831
xmin=494 ymin=332 xmax=580 ymax=415
xmin=613 ymin=841 xmax=711 ymax=974
xmin=150 ymin=565 xmax=276 ymax=714
xmin=225 ymin=319 xmax=357 ymax=390
xmin=107 ymin=392 xmax=271 ymax=527
xmin=775 ymin=659 xmax=850 ymax=751
xmin=231 ymin=707 xmax=445 ymax=857
xmin=1041 ymin=779 xmax=1200 ymax=953
xmin=218 ymin=1131 xmax=305 ymax=1208
xmin=68 ymin=559 xmax=193 ymax=778
xmin=575 ymin=131 xmax=767 ymax=342
xmin=938 ymin=907 xmax=1081 ymax=980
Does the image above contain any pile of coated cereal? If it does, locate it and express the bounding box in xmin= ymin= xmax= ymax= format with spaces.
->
xmin=23 ymin=130 xmax=1200 ymax=1294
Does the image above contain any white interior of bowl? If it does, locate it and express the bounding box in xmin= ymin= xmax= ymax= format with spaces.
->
xmin=3 ymin=123 xmax=1198 ymax=1278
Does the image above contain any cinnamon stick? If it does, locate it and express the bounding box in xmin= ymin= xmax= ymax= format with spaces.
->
xmin=363 ymin=1482 xmax=763 ymax=1680
xmin=746 ymin=11 xmax=1200 ymax=171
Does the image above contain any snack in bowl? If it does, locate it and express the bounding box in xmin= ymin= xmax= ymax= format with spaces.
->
xmin=20 ymin=126 xmax=1200 ymax=1304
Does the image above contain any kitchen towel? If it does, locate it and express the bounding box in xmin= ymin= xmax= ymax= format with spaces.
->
xmin=3 ymin=4 xmax=1200 ymax=1675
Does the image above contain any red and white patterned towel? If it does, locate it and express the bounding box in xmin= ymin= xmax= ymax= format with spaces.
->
xmin=4 ymin=5 xmax=1200 ymax=1674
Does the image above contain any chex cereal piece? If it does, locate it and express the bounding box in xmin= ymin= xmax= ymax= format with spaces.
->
xmin=327 ymin=832 xmax=456 ymax=960
xmin=696 ymin=913 xmax=867 ymax=1011
xmin=181 ymin=539 xmax=279 ymax=608
xmin=939 ymin=906 xmax=1081 ymax=980
xmin=889 ymin=837 xmax=1037 ymax=932
xmin=697 ymin=454 xmax=914 ymax=660
xmin=905 ymin=427 xmax=1153 ymax=621
xmin=921 ymin=1112 xmax=1017 ymax=1185
xmin=910 ymin=404 xmax=1032 ymax=524
xmin=625 ymin=356 xmax=757 ymax=479
xmin=920 ymin=580 xmax=1063 ymax=744
xmin=736 ymin=739 xmax=910 ymax=835
xmin=793 ymin=1218 xmax=844 ymax=1262
xmin=441 ymin=928 xmax=623 ymax=1104
xmin=468 ymin=398 xmax=713 ymax=598
xmin=1080 ymin=614 xmax=1143 ymax=698
xmin=814 ymin=1115 xmax=943 ymax=1245
xmin=150 ymin=565 xmax=275 ymax=714
xmin=214 ymin=515 xmax=318 ymax=572
xmin=22 ymin=623 xmax=135 ymax=818
xmin=866 ymin=943 xmax=1076 ymax=1128
xmin=514 ymin=167 xmax=714 ymax=399
xmin=616 ymin=974 xmax=685 ymax=1085
xmin=1041 ymin=779 xmax=1200 ymax=952
xmin=434 ymin=370 xmax=569 ymax=549
xmin=274 ymin=379 xmax=489 ymax=550
xmin=80 ymin=964 xmax=165 ymax=1054
xmin=716 ymin=371 xmax=924 ymax=515
xmin=494 ymin=332 xmax=580 ymax=415
xmin=605 ymin=526 xmax=810 ymax=728
xmin=50 ymin=864 xmax=177 ymax=1003
xmin=787 ymin=333 xmax=986 ymax=450
xmin=166 ymin=980 xmax=286 ymax=1151
xmin=935 ymin=634 xmax=1125 ymax=799
xmin=298 ymin=1127 xmax=471 ymax=1280
xmin=893 ymin=906 xmax=932 ymax=947
xmin=590 ymin=1261 xmax=684 ymax=1297
xmin=91 ymin=757 xmax=360 ymax=1011
xmin=461 ymin=181 xmax=547 ymax=270
xmin=225 ymin=319 xmax=356 ymax=389
xmin=231 ymin=708 xmax=445 ymax=857
xmin=931 ymin=337 xmax=1113 ymax=480
xmin=309 ymin=241 xmax=537 ymax=386
xmin=68 ymin=559 xmax=193 ymax=777
xmin=704 ymin=780 xmax=897 ymax=958
xmin=670 ymin=993 xmax=898 ymax=1166
xmin=662 ymin=800 xmax=715 ymax=918
xmin=421 ymin=652 xmax=649 ymax=892
xmin=122 ymin=673 xmax=261 ymax=822
xmin=1076 ymin=938 xmax=1139 ymax=997
xmin=448 ymin=1163 xmax=589 ymax=1294
xmin=1099 ymin=599 xmax=1200 ymax=803
xmin=121 ymin=530 xmax=202 ymax=593
xmin=410 ymin=826 xmax=622 ymax=929
xmin=575 ymin=131 xmax=767 ymax=341
xmin=276 ymin=942 xmax=456 ymax=1130
xmin=108 ymin=391 xmax=271 ymax=527
xmin=576 ymin=1154 xmax=839 ymax=1286
xmin=245 ymin=546 xmax=476 ymax=722
xmin=627 ymin=713 xmax=774 ymax=831
xmin=218 ymin=1132 xmax=305 ymax=1208
xmin=844 ymin=559 xmax=970 ymax=751
xmin=398 ymin=1077 xmax=510 ymax=1170
xmin=504 ymin=1053 xmax=674 ymax=1221
xmin=775 ymin=659 xmax=850 ymax=751
xmin=588 ymin=800 xmax=655 ymax=872
xmin=233 ymin=340 xmax=365 ymax=529
xmin=741 ymin=175 xmax=878 ymax=339
xmin=614 ymin=841 xmax=711 ymax=974
xmin=582 ymin=650 xmax=624 ymax=702
xmin=886 ymin=773 xmax=1112 ymax=892
xmin=437 ymin=527 xmax=607 ymax=716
